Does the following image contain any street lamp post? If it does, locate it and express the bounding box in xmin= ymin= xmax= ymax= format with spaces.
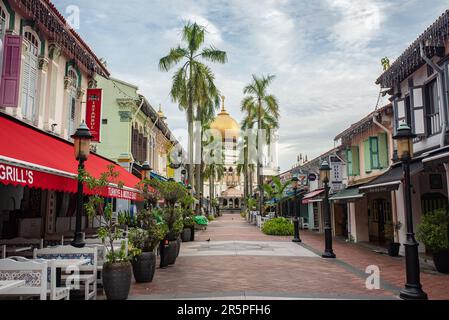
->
xmin=320 ymin=160 xmax=336 ymax=259
xmin=292 ymin=177 xmax=302 ymax=243
xmin=71 ymin=122 xmax=93 ymax=248
xmin=394 ymin=123 xmax=428 ymax=300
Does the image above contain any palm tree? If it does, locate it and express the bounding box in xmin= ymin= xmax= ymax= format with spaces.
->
xmin=159 ymin=22 xmax=227 ymax=194
xmin=203 ymin=162 xmax=225 ymax=215
xmin=241 ymin=75 xmax=280 ymax=215
xmin=263 ymin=176 xmax=291 ymax=217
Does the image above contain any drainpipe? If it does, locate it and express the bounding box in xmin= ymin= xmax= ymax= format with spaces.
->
xmin=420 ymin=42 xmax=448 ymax=148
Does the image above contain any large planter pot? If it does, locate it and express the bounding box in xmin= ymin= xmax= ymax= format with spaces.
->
xmin=160 ymin=240 xmax=178 ymax=268
xmin=132 ymin=252 xmax=156 ymax=283
xmin=102 ymin=262 xmax=132 ymax=300
xmin=176 ymin=237 xmax=182 ymax=257
xmin=181 ymin=228 xmax=192 ymax=242
xmin=190 ymin=226 xmax=195 ymax=241
xmin=433 ymin=249 xmax=449 ymax=274
xmin=388 ymin=243 xmax=401 ymax=257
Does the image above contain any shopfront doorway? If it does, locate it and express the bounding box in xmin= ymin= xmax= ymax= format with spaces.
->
xmin=368 ymin=197 xmax=393 ymax=246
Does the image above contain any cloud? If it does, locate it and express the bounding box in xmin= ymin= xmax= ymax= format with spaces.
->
xmin=52 ymin=0 xmax=445 ymax=172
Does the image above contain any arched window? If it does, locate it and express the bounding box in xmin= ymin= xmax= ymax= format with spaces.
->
xmin=66 ymin=67 xmax=79 ymax=137
xmin=21 ymin=30 xmax=40 ymax=121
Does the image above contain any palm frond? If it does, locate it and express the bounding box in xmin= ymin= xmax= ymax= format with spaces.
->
xmin=201 ymin=46 xmax=228 ymax=64
xmin=159 ymin=46 xmax=188 ymax=72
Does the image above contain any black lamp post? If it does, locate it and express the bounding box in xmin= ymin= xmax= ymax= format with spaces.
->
xmin=320 ymin=160 xmax=336 ymax=258
xmin=393 ymin=123 xmax=428 ymax=300
xmin=292 ymin=177 xmax=302 ymax=243
xmin=71 ymin=122 xmax=93 ymax=248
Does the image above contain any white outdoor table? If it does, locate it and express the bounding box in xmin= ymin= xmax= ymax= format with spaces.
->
xmin=0 ymin=280 xmax=26 ymax=293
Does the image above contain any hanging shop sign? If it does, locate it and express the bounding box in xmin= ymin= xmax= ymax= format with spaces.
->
xmin=85 ymin=88 xmax=103 ymax=142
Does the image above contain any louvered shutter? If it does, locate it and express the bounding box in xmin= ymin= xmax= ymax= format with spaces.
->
xmin=411 ymin=86 xmax=426 ymax=136
xmin=378 ymin=132 xmax=389 ymax=169
xmin=346 ymin=149 xmax=353 ymax=176
xmin=351 ymin=146 xmax=360 ymax=176
xmin=0 ymin=34 xmax=22 ymax=107
xmin=394 ymin=98 xmax=406 ymax=133
xmin=364 ymin=140 xmax=372 ymax=173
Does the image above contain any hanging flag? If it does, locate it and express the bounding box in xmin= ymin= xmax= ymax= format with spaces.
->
xmin=85 ymin=88 xmax=103 ymax=142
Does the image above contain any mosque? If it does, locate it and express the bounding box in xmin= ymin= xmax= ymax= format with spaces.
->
xmin=204 ymin=97 xmax=279 ymax=211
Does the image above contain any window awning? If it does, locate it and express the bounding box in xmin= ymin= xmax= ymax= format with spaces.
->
xmin=150 ymin=171 xmax=168 ymax=182
xmin=329 ymin=187 xmax=364 ymax=202
xmin=0 ymin=114 xmax=143 ymax=201
xmin=302 ymin=189 xmax=325 ymax=204
xmin=359 ymin=161 xmax=424 ymax=193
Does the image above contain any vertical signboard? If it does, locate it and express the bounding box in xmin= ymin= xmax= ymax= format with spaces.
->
xmin=85 ymin=88 xmax=103 ymax=142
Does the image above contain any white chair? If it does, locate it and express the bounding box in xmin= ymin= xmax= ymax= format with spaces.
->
xmin=8 ymin=257 xmax=70 ymax=300
xmin=34 ymin=246 xmax=97 ymax=300
xmin=0 ymin=258 xmax=48 ymax=300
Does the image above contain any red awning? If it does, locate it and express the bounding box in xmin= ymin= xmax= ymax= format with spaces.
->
xmin=302 ymin=189 xmax=325 ymax=205
xmin=0 ymin=114 xmax=143 ymax=201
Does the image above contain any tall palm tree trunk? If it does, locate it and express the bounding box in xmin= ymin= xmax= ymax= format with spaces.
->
xmin=188 ymin=64 xmax=194 ymax=194
xmin=257 ymin=98 xmax=264 ymax=215
xmin=243 ymin=143 xmax=249 ymax=210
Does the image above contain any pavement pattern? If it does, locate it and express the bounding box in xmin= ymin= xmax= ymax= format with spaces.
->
xmin=127 ymin=214 xmax=449 ymax=300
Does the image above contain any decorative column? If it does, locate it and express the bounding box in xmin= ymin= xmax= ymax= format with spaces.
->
xmin=37 ymin=56 xmax=49 ymax=128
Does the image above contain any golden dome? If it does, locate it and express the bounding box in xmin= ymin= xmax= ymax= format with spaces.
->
xmin=210 ymin=96 xmax=240 ymax=140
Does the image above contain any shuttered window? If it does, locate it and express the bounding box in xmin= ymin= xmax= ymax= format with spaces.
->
xmin=66 ymin=68 xmax=78 ymax=138
xmin=364 ymin=140 xmax=372 ymax=173
xmin=0 ymin=34 xmax=22 ymax=107
xmin=21 ymin=32 xmax=39 ymax=121
xmin=425 ymin=79 xmax=441 ymax=136
xmin=346 ymin=146 xmax=360 ymax=176
xmin=370 ymin=137 xmax=380 ymax=170
xmin=0 ymin=8 xmax=7 ymax=79
xmin=378 ymin=132 xmax=389 ymax=169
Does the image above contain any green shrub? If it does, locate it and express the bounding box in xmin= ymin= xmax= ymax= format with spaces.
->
xmin=417 ymin=208 xmax=449 ymax=252
xmin=262 ymin=218 xmax=294 ymax=236
xmin=207 ymin=215 xmax=215 ymax=222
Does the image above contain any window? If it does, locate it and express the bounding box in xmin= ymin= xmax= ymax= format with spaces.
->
xmin=370 ymin=137 xmax=380 ymax=170
xmin=425 ymin=79 xmax=441 ymax=136
xmin=346 ymin=146 xmax=360 ymax=176
xmin=0 ymin=5 xmax=9 ymax=77
xmin=66 ymin=67 xmax=79 ymax=137
xmin=405 ymin=95 xmax=412 ymax=128
xmin=21 ymin=31 xmax=39 ymax=122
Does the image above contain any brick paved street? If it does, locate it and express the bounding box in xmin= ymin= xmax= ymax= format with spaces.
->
xmin=128 ymin=214 xmax=446 ymax=300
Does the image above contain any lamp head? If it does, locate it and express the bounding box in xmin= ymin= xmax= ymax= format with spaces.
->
xmin=393 ymin=123 xmax=416 ymax=160
xmin=319 ymin=160 xmax=331 ymax=184
xmin=71 ymin=122 xmax=93 ymax=161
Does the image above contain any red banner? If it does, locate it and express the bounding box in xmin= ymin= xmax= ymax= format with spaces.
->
xmin=85 ymin=88 xmax=103 ymax=142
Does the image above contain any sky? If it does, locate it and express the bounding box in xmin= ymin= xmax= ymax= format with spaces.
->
xmin=54 ymin=0 xmax=448 ymax=172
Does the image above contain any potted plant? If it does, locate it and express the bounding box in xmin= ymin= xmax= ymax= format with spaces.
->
xmin=82 ymin=165 xmax=133 ymax=300
xmin=145 ymin=179 xmax=188 ymax=268
xmin=181 ymin=194 xmax=196 ymax=242
xmin=385 ymin=222 xmax=401 ymax=257
xmin=128 ymin=209 xmax=167 ymax=283
xmin=417 ymin=208 xmax=449 ymax=274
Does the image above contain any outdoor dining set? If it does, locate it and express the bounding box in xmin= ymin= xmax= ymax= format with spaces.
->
xmin=0 ymin=236 xmax=128 ymax=300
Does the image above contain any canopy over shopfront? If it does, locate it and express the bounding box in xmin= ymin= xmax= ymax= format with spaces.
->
xmin=302 ymin=189 xmax=325 ymax=204
xmin=329 ymin=187 xmax=364 ymax=202
xmin=0 ymin=114 xmax=143 ymax=201
xmin=359 ymin=161 xmax=424 ymax=194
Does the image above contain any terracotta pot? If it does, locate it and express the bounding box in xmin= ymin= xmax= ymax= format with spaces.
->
xmin=102 ymin=262 xmax=132 ymax=300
